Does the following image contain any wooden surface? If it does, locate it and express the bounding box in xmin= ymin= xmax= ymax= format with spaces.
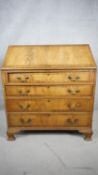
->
xmin=7 ymin=71 xmax=91 ymax=83
xmin=5 ymin=85 xmax=93 ymax=97
xmin=2 ymin=45 xmax=96 ymax=70
xmin=8 ymin=113 xmax=91 ymax=127
xmin=1 ymin=44 xmax=97 ymax=140
xmin=6 ymin=98 xmax=92 ymax=112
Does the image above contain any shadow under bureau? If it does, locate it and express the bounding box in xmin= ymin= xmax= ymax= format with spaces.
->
xmin=1 ymin=45 xmax=96 ymax=140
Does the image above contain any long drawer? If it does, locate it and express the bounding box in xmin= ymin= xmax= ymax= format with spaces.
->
xmin=6 ymin=71 xmax=91 ymax=83
xmin=8 ymin=113 xmax=91 ymax=127
xmin=6 ymin=98 xmax=93 ymax=112
xmin=5 ymin=85 xmax=93 ymax=97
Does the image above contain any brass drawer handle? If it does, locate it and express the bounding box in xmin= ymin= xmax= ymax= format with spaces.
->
xmin=66 ymin=118 xmax=79 ymax=125
xmin=26 ymin=90 xmax=30 ymax=94
xmin=20 ymin=118 xmax=32 ymax=124
xmin=18 ymin=104 xmax=30 ymax=111
xmin=25 ymin=76 xmax=29 ymax=80
xmin=75 ymin=76 xmax=80 ymax=80
xmin=67 ymin=89 xmax=80 ymax=95
xmin=68 ymin=75 xmax=80 ymax=81
xmin=66 ymin=118 xmax=72 ymax=124
xmin=18 ymin=89 xmax=30 ymax=96
xmin=17 ymin=76 xmax=29 ymax=82
xmin=67 ymin=103 xmax=81 ymax=110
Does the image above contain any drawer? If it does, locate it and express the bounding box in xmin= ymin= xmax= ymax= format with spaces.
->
xmin=6 ymin=98 xmax=92 ymax=112
xmin=6 ymin=71 xmax=91 ymax=83
xmin=8 ymin=113 xmax=91 ymax=127
xmin=5 ymin=85 xmax=93 ymax=97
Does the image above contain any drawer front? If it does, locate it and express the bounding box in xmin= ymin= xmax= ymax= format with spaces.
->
xmin=8 ymin=113 xmax=91 ymax=127
xmin=5 ymin=85 xmax=93 ymax=97
xmin=6 ymin=98 xmax=92 ymax=112
xmin=7 ymin=71 xmax=90 ymax=83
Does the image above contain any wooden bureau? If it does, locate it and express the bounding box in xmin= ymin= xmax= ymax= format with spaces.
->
xmin=1 ymin=45 xmax=96 ymax=140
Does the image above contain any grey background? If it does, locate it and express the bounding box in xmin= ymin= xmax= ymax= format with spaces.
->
xmin=0 ymin=1 xmax=98 ymax=175
xmin=0 ymin=0 xmax=98 ymax=109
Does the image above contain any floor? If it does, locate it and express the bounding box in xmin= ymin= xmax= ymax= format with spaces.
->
xmin=0 ymin=110 xmax=98 ymax=175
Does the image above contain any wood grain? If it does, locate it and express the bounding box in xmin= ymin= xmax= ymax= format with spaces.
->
xmin=1 ymin=44 xmax=96 ymax=140
xmin=8 ymin=113 xmax=91 ymax=127
xmin=7 ymin=71 xmax=91 ymax=83
xmin=6 ymin=98 xmax=93 ymax=112
xmin=5 ymin=85 xmax=93 ymax=97
xmin=2 ymin=45 xmax=96 ymax=70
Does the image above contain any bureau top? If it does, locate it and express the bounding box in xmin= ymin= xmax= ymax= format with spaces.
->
xmin=2 ymin=45 xmax=96 ymax=70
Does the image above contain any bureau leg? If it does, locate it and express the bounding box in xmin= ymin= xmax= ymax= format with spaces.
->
xmin=83 ymin=131 xmax=93 ymax=141
xmin=7 ymin=131 xmax=16 ymax=141
xmin=79 ymin=129 xmax=93 ymax=141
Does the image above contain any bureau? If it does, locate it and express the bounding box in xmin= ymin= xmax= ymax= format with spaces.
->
xmin=1 ymin=45 xmax=96 ymax=140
